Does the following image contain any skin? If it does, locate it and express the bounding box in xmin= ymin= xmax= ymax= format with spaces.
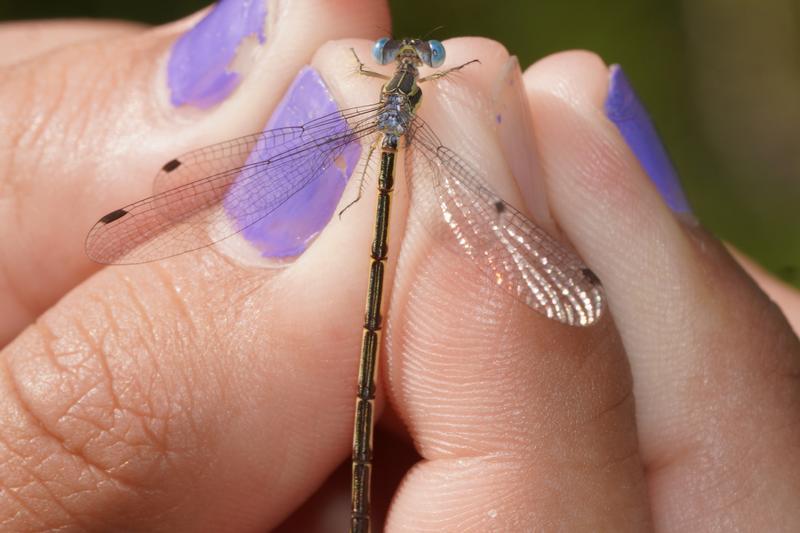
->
xmin=0 ymin=0 xmax=798 ymax=530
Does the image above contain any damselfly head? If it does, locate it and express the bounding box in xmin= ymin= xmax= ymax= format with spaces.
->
xmin=371 ymin=38 xmax=446 ymax=68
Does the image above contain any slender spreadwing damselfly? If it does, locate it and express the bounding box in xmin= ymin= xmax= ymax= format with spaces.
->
xmin=85 ymin=37 xmax=604 ymax=533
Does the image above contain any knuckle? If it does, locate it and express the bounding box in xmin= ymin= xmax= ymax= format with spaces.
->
xmin=0 ymin=280 xmax=206 ymax=528
xmin=0 ymin=39 xmax=136 ymax=198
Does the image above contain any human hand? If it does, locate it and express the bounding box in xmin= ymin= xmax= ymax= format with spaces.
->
xmin=1 ymin=1 xmax=799 ymax=531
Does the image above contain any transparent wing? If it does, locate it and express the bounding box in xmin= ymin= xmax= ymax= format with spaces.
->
xmin=85 ymin=104 xmax=381 ymax=265
xmin=407 ymin=120 xmax=604 ymax=326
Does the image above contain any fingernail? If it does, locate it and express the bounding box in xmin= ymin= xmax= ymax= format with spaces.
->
xmin=224 ymin=66 xmax=360 ymax=260
xmin=604 ymin=65 xmax=692 ymax=215
xmin=491 ymin=55 xmax=556 ymax=233
xmin=168 ymin=0 xmax=269 ymax=109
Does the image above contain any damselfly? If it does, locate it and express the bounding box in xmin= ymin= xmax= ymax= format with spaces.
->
xmin=86 ymin=38 xmax=604 ymax=533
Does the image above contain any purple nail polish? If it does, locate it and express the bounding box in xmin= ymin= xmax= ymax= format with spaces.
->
xmin=168 ymin=0 xmax=268 ymax=108
xmin=604 ymin=65 xmax=692 ymax=214
xmin=224 ymin=66 xmax=360 ymax=258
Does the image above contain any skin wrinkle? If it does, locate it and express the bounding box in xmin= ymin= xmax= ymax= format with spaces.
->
xmin=81 ymin=291 xmax=201 ymax=465
xmin=27 ymin=319 xmax=70 ymax=375
xmin=534 ymin=98 xmax=640 ymax=233
xmin=148 ymin=262 xmax=197 ymax=338
xmin=0 ymin=20 xmax=146 ymax=67
xmin=707 ymin=393 xmax=799 ymax=523
xmin=1 ymin=63 xmax=43 ymax=155
xmin=183 ymin=269 xmax=260 ymax=416
xmin=556 ymin=323 xmax=623 ymax=409
xmin=0 ymin=481 xmax=50 ymax=531
xmin=656 ymin=417 xmax=776 ymax=527
xmin=8 ymin=325 xmax=134 ymax=494
xmin=2 ymin=292 xmax=207 ymax=529
xmin=70 ymin=308 xmax=123 ymax=417
xmin=0 ymin=494 xmax=34 ymax=528
xmin=400 ymin=285 xmax=630 ymax=460
xmin=643 ymin=429 xmax=697 ymax=489
xmin=124 ymin=319 xmax=172 ymax=441
xmin=0 ymin=69 xmax=36 ymax=328
xmin=0 ymin=349 xmax=112 ymax=530
xmin=703 ymin=484 xmax=763 ymax=530
xmin=85 ymin=293 xmax=126 ymax=394
xmin=147 ymin=261 xmax=200 ymax=339
xmin=679 ymin=307 xmax=797 ymax=455
xmin=230 ymin=277 xmax=270 ymax=326
xmin=0 ymin=63 xmax=69 ymax=326
xmin=117 ymin=273 xmax=158 ymax=349
xmin=664 ymin=452 xmax=757 ymax=531
xmin=400 ymin=458 xmax=553 ymax=531
xmin=112 ymin=260 xmax=245 ymax=465
xmin=13 ymin=468 xmax=85 ymax=532
xmin=0 ymin=417 xmax=65 ymax=529
xmin=52 ymin=44 xmax=130 ymax=155
xmin=24 ymin=60 xmax=68 ymax=156
xmin=602 ymin=442 xmax=646 ymax=478
xmin=592 ymin=386 xmax=635 ymax=425
xmin=166 ymin=359 xmax=204 ymax=451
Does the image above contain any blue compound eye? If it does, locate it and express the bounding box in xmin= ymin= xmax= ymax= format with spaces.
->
xmin=427 ymin=40 xmax=446 ymax=68
xmin=371 ymin=37 xmax=391 ymax=65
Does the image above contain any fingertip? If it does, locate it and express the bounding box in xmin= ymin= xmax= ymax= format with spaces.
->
xmin=439 ymin=36 xmax=510 ymax=69
xmin=523 ymin=49 xmax=610 ymax=111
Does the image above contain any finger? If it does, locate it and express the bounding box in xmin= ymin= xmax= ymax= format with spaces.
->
xmin=0 ymin=19 xmax=146 ymax=66
xmin=524 ymin=53 xmax=800 ymax=530
xmin=728 ymin=245 xmax=800 ymax=334
xmin=384 ymin=41 xmax=651 ymax=531
xmin=276 ymin=428 xmax=419 ymax=532
xmin=0 ymin=25 xmax=404 ymax=533
xmin=0 ymin=0 xmax=390 ymax=346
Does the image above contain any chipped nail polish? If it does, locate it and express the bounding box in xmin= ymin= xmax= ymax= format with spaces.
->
xmin=168 ymin=0 xmax=268 ymax=109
